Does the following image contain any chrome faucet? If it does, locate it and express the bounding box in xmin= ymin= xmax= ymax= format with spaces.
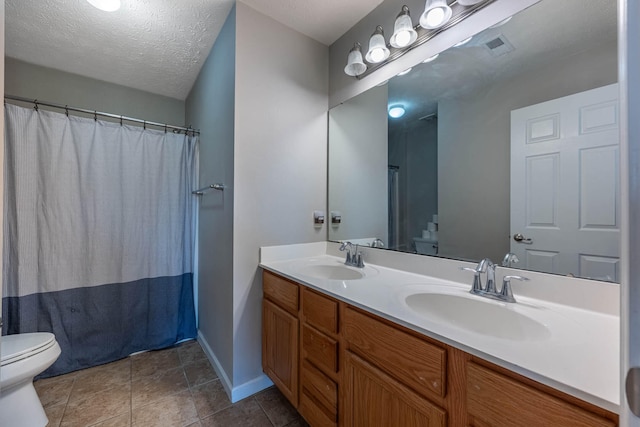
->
xmin=339 ymin=242 xmax=365 ymax=268
xmin=371 ymin=238 xmax=384 ymax=248
xmin=460 ymin=258 xmax=528 ymax=303
xmin=501 ymin=252 xmax=520 ymax=268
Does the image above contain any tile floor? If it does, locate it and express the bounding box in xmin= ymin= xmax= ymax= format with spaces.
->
xmin=34 ymin=340 xmax=308 ymax=427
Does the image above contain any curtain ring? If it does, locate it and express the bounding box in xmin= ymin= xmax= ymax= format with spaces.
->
xmin=143 ymin=120 xmax=146 ymax=130
xmin=120 ymin=115 xmax=123 ymax=126
xmin=164 ymin=124 xmax=167 ymax=133
xmin=33 ymin=100 xmax=39 ymax=111
xmin=65 ymin=105 xmax=69 ymax=117
xmin=94 ymin=111 xmax=97 ymax=121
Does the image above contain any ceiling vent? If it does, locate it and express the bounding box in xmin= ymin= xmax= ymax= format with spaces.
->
xmin=484 ymin=35 xmax=514 ymax=57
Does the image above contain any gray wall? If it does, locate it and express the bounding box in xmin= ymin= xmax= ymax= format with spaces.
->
xmin=233 ymin=1 xmax=328 ymax=391
xmin=438 ymin=40 xmax=617 ymax=262
xmin=389 ymin=119 xmax=438 ymax=251
xmin=5 ymin=57 xmax=185 ymax=126
xmin=329 ymin=85 xmax=388 ymax=244
xmin=185 ymin=5 xmax=236 ymax=389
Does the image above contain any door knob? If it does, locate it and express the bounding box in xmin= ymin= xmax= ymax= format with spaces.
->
xmin=513 ymin=233 xmax=533 ymax=244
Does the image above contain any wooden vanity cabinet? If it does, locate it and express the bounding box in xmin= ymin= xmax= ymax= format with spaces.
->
xmin=299 ymin=287 xmax=340 ymax=427
xmin=262 ymin=271 xmax=618 ymax=426
xmin=262 ymin=272 xmax=299 ymax=406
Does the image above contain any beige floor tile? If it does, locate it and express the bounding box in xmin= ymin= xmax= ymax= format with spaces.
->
xmin=255 ymin=387 xmax=300 ymax=427
xmin=132 ymin=390 xmax=199 ymax=427
xmin=69 ymin=359 xmax=131 ymax=403
xmin=200 ymin=398 xmax=272 ymax=427
xmin=44 ymin=403 xmax=66 ymax=427
xmin=88 ymin=412 xmax=131 ymax=427
xmin=177 ymin=341 xmax=207 ymax=366
xmin=190 ymin=379 xmax=232 ymax=418
xmin=35 ymin=375 xmax=76 ymax=408
xmin=184 ymin=358 xmax=217 ymax=388
xmin=131 ymin=366 xmax=189 ymax=408
xmin=61 ymin=383 xmax=131 ymax=426
xmin=131 ymin=348 xmax=181 ymax=379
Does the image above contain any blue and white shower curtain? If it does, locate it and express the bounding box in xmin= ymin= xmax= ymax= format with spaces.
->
xmin=2 ymin=104 xmax=198 ymax=376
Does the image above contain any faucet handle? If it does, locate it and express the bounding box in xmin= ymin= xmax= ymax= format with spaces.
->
xmin=500 ymin=275 xmax=529 ymax=303
xmin=460 ymin=267 xmax=483 ymax=294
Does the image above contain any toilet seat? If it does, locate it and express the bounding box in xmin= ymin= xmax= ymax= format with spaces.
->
xmin=1 ymin=333 xmax=56 ymax=366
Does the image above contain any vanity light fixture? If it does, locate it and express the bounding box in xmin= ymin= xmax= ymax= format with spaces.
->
xmin=390 ymin=6 xmax=418 ymax=48
xmin=388 ymin=105 xmax=406 ymax=118
xmin=453 ymin=36 xmax=473 ymax=47
xmin=342 ymin=0 xmax=495 ymax=78
xmin=397 ymin=67 xmax=412 ymax=76
xmin=419 ymin=0 xmax=453 ymax=30
xmin=344 ymin=43 xmax=367 ymax=77
xmin=423 ymin=53 xmax=440 ymax=63
xmin=86 ymin=0 xmax=121 ymax=12
xmin=365 ymin=26 xmax=390 ymax=63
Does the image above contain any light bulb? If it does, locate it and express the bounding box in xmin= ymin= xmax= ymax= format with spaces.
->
xmin=394 ymin=30 xmax=412 ymax=48
xmin=370 ymin=48 xmax=386 ymax=63
xmin=397 ymin=68 xmax=412 ymax=76
xmin=426 ymin=8 xmax=445 ymax=27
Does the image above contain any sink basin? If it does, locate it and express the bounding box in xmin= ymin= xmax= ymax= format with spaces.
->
xmin=405 ymin=292 xmax=551 ymax=341
xmin=297 ymin=264 xmax=364 ymax=280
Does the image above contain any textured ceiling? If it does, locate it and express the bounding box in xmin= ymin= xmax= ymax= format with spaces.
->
xmin=5 ymin=0 xmax=384 ymax=100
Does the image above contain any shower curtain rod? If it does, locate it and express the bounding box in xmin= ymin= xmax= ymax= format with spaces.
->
xmin=4 ymin=94 xmax=200 ymax=135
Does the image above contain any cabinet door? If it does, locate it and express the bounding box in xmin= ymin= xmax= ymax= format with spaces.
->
xmin=263 ymin=299 xmax=299 ymax=406
xmin=343 ymin=351 xmax=446 ymax=427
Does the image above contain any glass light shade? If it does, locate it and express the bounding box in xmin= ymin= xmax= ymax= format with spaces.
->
xmin=344 ymin=43 xmax=367 ymax=77
xmin=390 ymin=6 xmax=418 ymax=48
xmin=389 ymin=106 xmax=406 ymax=118
xmin=397 ymin=67 xmax=412 ymax=76
xmin=422 ymin=53 xmax=439 ymax=63
xmin=365 ymin=26 xmax=390 ymax=64
xmin=419 ymin=0 xmax=452 ymax=29
xmin=87 ymin=0 xmax=121 ymax=12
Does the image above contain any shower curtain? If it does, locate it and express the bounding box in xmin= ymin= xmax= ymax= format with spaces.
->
xmin=1 ymin=104 xmax=198 ymax=376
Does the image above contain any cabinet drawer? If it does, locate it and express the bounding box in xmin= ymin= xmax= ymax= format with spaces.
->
xmin=263 ymin=271 xmax=299 ymax=315
xmin=302 ymin=324 xmax=338 ymax=374
xmin=343 ymin=306 xmax=446 ymax=399
xmin=302 ymin=288 xmax=338 ymax=335
xmin=300 ymin=360 xmax=338 ymax=426
xmin=467 ymin=362 xmax=616 ymax=427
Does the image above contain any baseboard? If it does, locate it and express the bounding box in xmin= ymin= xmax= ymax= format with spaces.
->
xmin=197 ymin=330 xmax=274 ymax=403
xmin=230 ymin=374 xmax=274 ymax=403
xmin=197 ymin=331 xmax=234 ymax=399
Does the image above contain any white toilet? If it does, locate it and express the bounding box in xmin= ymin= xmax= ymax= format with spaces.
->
xmin=0 ymin=333 xmax=61 ymax=427
xmin=413 ymin=237 xmax=439 ymax=255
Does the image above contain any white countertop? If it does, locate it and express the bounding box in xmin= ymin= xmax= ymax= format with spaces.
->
xmin=259 ymin=243 xmax=620 ymax=413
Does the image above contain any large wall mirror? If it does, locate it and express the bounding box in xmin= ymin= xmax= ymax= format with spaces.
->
xmin=328 ymin=0 xmax=619 ymax=282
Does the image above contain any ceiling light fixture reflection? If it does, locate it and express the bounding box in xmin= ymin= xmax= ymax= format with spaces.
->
xmin=377 ymin=80 xmax=389 ymax=87
xmin=419 ymin=0 xmax=452 ymax=30
xmin=390 ymin=6 xmax=418 ymax=48
xmin=344 ymin=43 xmax=367 ymax=76
xmin=457 ymin=0 xmax=486 ymax=5
xmin=397 ymin=68 xmax=412 ymax=76
xmin=365 ymin=26 xmax=390 ymax=63
xmin=423 ymin=53 xmax=440 ymax=63
xmin=87 ymin=0 xmax=121 ymax=12
xmin=453 ymin=36 xmax=473 ymax=47
xmin=389 ymin=105 xmax=406 ymax=118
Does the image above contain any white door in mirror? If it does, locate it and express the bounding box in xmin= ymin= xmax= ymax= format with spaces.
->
xmin=510 ymin=84 xmax=620 ymax=281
